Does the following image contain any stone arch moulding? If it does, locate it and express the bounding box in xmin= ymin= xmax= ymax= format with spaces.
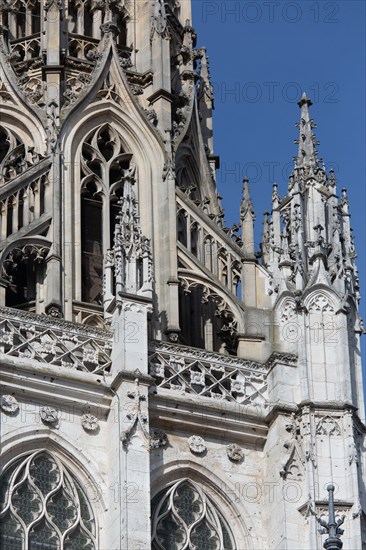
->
xmin=0 ymin=107 xmax=47 ymax=156
xmin=63 ymin=108 xmax=164 ymax=266
xmin=63 ymin=105 xmax=166 ymax=221
xmin=81 ymin=312 xmax=106 ymax=328
xmin=0 ymin=448 xmax=98 ymax=548
xmin=178 ymin=270 xmax=245 ymax=333
xmin=150 ymin=460 xmax=256 ymax=550
xmin=0 ymin=59 xmax=47 ymax=128
xmin=60 ymin=43 xmax=166 ymax=157
xmin=59 ymin=40 xmax=142 ymax=126
xmin=0 ymin=430 xmax=107 ymax=516
xmin=61 ymin=105 xmax=167 ymax=318
xmin=64 ymin=101 xmax=165 ymax=163
xmin=151 ymin=478 xmax=236 ymax=549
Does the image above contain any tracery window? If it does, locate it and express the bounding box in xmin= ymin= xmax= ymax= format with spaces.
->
xmin=151 ymin=479 xmax=235 ymax=550
xmin=0 ymin=450 xmax=96 ymax=550
xmin=79 ymin=124 xmax=133 ymax=305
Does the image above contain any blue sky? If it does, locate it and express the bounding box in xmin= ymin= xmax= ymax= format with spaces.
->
xmin=192 ymin=0 xmax=366 ymax=378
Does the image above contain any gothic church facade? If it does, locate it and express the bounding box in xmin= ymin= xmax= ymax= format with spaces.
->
xmin=0 ymin=1 xmax=365 ymax=548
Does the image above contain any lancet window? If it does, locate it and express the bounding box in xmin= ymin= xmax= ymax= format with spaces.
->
xmin=0 ymin=450 xmax=97 ymax=549
xmin=67 ymin=0 xmax=128 ymax=48
xmin=151 ymin=479 xmax=235 ymax=550
xmin=79 ymin=124 xmax=134 ymax=306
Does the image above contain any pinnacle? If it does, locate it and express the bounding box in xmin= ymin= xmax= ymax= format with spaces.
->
xmin=295 ymin=93 xmax=319 ymax=169
xmin=240 ymin=177 xmax=255 ymax=220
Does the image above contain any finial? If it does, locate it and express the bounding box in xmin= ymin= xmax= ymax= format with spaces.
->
xmin=328 ymin=168 xmax=337 ymax=188
xmin=272 ymin=183 xmax=280 ymax=207
xmin=240 ymin=177 xmax=255 ymax=221
xmin=297 ymin=92 xmax=313 ymax=108
xmin=295 ymin=93 xmax=320 ymax=169
xmin=341 ymin=188 xmax=349 ymax=212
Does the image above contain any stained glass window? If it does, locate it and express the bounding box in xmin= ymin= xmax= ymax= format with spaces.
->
xmin=0 ymin=451 xmax=96 ymax=550
xmin=151 ymin=479 xmax=235 ymax=550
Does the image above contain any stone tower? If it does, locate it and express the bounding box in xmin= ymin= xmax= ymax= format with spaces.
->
xmin=0 ymin=1 xmax=364 ymax=548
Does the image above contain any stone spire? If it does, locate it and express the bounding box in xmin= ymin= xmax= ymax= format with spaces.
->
xmin=262 ymin=95 xmax=361 ymax=305
xmin=295 ymin=92 xmax=320 ymax=169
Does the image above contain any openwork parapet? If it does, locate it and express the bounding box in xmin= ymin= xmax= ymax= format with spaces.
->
xmin=148 ymin=342 xmax=268 ymax=406
xmin=0 ymin=307 xmax=113 ymax=375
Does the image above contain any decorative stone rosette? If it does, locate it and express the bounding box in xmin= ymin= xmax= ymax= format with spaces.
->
xmin=82 ymin=413 xmax=99 ymax=433
xmin=226 ymin=443 xmax=244 ymax=462
xmin=188 ymin=435 xmax=207 ymax=454
xmin=0 ymin=394 xmax=19 ymax=414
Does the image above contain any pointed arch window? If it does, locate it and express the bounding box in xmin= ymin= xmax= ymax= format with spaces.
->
xmin=151 ymin=479 xmax=235 ymax=550
xmin=0 ymin=450 xmax=97 ymax=549
xmin=79 ymin=124 xmax=134 ymax=305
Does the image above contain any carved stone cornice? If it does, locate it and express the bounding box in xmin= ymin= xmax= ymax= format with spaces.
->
xmin=111 ymin=369 xmax=155 ymax=391
xmin=265 ymin=351 xmax=298 ymax=372
xmin=149 ymin=391 xmax=268 ymax=445
xmin=298 ymin=500 xmax=354 ymax=517
xmin=265 ymin=400 xmax=366 ymax=433
xmin=0 ymin=361 xmax=112 ymax=414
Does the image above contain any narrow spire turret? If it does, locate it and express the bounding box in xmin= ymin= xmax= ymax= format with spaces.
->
xmin=240 ymin=177 xmax=255 ymax=257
